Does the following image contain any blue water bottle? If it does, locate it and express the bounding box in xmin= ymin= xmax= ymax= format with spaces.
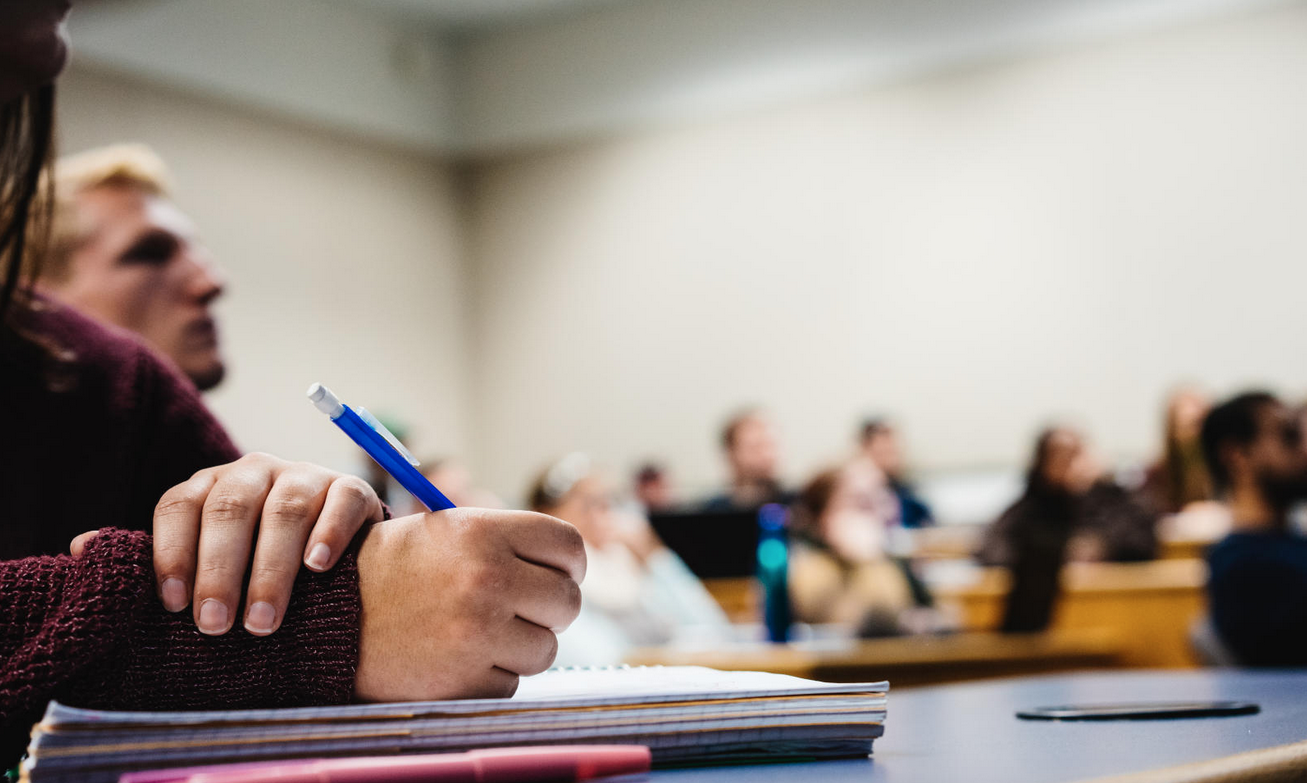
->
xmin=757 ymin=503 xmax=792 ymax=643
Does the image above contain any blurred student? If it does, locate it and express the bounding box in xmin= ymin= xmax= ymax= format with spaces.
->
xmin=859 ymin=417 xmax=934 ymax=528
xmin=422 ymin=457 xmax=504 ymax=509
xmin=530 ymin=453 xmax=729 ymax=665
xmin=38 ymin=144 xmax=227 ymax=391
xmin=633 ymin=462 xmax=675 ymax=514
xmin=1141 ymin=388 xmax=1214 ymax=514
xmin=1201 ymin=392 xmax=1307 ymax=666
xmin=703 ymin=408 xmax=790 ymax=511
xmin=0 ymin=2 xmax=583 ymax=764
xmin=789 ymin=460 xmax=946 ymax=637
xmin=979 ymin=427 xmax=1158 ymax=631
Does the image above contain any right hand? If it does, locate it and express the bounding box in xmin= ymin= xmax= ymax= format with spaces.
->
xmin=353 ymin=508 xmax=586 ymax=702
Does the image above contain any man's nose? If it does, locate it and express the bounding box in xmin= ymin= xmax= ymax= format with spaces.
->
xmin=185 ymin=247 xmax=226 ymax=304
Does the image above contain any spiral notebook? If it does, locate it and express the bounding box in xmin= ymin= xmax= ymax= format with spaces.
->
xmin=23 ymin=666 xmax=888 ymax=783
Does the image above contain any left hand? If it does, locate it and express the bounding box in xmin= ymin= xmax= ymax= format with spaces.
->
xmin=156 ymin=452 xmax=385 ymax=636
xmin=71 ymin=453 xmax=387 ymax=639
xmin=77 ymin=454 xmax=383 ymax=637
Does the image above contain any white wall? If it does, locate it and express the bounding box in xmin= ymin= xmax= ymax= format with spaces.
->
xmin=57 ymin=68 xmax=474 ymax=475
xmin=465 ymin=2 xmax=1307 ymax=503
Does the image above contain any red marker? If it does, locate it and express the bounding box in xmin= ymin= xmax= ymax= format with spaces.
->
xmin=174 ymin=746 xmax=651 ymax=783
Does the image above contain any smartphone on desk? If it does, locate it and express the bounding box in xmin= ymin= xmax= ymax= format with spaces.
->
xmin=1017 ymin=701 xmax=1260 ymax=721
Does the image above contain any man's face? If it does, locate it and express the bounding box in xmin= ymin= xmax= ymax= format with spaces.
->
xmin=1246 ymin=403 xmax=1307 ymax=508
xmin=52 ymin=185 xmax=226 ymax=390
xmin=729 ymin=417 xmax=779 ymax=484
xmin=864 ymin=430 xmax=903 ymax=478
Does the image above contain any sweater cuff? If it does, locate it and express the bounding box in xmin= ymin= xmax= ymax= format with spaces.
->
xmin=68 ymin=530 xmax=362 ymax=712
xmin=279 ymin=537 xmax=364 ymax=704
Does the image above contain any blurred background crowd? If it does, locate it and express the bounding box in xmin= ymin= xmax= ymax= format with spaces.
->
xmin=40 ymin=0 xmax=1307 ymax=683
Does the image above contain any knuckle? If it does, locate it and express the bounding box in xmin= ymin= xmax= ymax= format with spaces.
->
xmin=204 ymin=492 xmax=253 ymax=522
xmin=153 ymin=537 xmax=194 ymax=563
xmin=153 ymin=493 xmax=193 ymax=520
xmin=195 ymin=557 xmax=239 ymax=580
xmin=536 ymin=632 xmax=560 ymax=673
xmin=264 ymin=494 xmax=315 ymax=523
xmin=250 ymin=560 xmax=300 ymax=584
xmin=333 ymin=477 xmax=375 ymax=507
xmin=155 ymin=484 xmax=204 ymax=517
xmin=558 ymin=522 xmax=585 ymax=559
xmin=561 ymin=578 xmax=583 ymax=617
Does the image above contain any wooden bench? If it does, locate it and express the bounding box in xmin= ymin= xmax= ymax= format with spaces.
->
xmin=933 ymin=558 xmax=1208 ymax=667
xmin=705 ymin=558 xmax=1209 ymax=668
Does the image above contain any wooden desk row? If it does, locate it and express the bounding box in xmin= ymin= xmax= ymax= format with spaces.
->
xmin=932 ymin=558 xmax=1208 ymax=668
xmin=686 ymin=557 xmax=1209 ymax=683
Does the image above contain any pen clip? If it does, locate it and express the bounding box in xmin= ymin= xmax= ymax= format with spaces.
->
xmin=355 ymin=407 xmax=420 ymax=467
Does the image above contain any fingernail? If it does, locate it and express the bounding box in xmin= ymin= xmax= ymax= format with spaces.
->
xmin=305 ymin=543 xmax=331 ymax=571
xmin=161 ymin=578 xmax=187 ymax=612
xmin=197 ymin=599 xmax=229 ymax=635
xmin=245 ymin=602 xmax=277 ymax=635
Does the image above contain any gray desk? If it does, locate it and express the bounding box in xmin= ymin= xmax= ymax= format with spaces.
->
xmin=650 ymin=669 xmax=1307 ymax=783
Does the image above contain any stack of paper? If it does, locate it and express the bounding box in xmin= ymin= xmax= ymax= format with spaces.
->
xmin=23 ymin=666 xmax=887 ymax=783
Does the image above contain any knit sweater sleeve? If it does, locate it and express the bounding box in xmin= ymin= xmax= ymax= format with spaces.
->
xmin=0 ymin=528 xmax=361 ymax=767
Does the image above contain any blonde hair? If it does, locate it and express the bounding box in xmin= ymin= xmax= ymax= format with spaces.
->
xmin=38 ymin=143 xmax=173 ymax=282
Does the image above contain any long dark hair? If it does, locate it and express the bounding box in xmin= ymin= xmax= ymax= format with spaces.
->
xmin=0 ymin=85 xmax=56 ymax=334
xmin=1023 ymin=426 xmax=1077 ymax=499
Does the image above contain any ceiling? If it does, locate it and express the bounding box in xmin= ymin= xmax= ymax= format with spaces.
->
xmin=333 ymin=0 xmax=633 ymax=30
xmin=69 ymin=0 xmax=1301 ymax=154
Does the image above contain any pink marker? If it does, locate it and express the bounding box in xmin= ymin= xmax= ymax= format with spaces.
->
xmin=165 ymin=746 xmax=651 ymax=783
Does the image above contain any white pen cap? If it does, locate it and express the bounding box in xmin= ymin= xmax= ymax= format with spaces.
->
xmin=307 ymin=383 xmax=345 ymax=419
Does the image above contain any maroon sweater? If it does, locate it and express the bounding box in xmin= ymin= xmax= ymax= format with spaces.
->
xmin=1 ymin=301 xmax=362 ymax=765
xmin=0 ymin=529 xmax=361 ymax=766
xmin=3 ymin=298 xmax=242 ymax=559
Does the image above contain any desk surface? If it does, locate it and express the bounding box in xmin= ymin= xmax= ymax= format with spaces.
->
xmin=648 ymin=669 xmax=1307 ymax=783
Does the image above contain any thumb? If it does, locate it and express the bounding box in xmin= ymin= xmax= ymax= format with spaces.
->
xmin=69 ymin=529 xmax=101 ymax=558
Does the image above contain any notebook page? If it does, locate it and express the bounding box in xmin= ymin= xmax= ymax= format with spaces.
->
xmin=513 ymin=666 xmax=888 ymax=701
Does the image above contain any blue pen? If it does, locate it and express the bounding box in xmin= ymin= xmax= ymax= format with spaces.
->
xmin=307 ymin=383 xmax=456 ymax=511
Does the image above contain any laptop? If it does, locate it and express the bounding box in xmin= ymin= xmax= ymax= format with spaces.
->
xmin=648 ymin=509 xmax=760 ymax=579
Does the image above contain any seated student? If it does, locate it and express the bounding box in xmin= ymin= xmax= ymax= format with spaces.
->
xmin=1137 ymin=389 xmax=1235 ymax=544
xmin=788 ymin=460 xmax=948 ymax=637
xmin=702 ymin=408 xmax=792 ymax=511
xmin=387 ymin=456 xmax=505 ymax=517
xmin=859 ymin=418 xmax=934 ymax=528
xmin=38 ymin=144 xmax=227 ymax=391
xmin=530 ymin=453 xmax=729 ymax=665
xmin=1201 ymin=392 xmax=1307 ymax=666
xmin=978 ymin=427 xmax=1158 ymax=632
xmin=633 ymin=462 xmax=676 ymax=514
xmin=1139 ymin=388 xmax=1215 ymax=514
xmin=0 ymin=3 xmax=584 ymax=766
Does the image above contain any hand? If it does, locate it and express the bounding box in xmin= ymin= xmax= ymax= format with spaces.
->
xmin=353 ymin=508 xmax=586 ymax=702
xmin=152 ymin=452 xmax=383 ymax=637
xmin=609 ymin=509 xmax=663 ymax=563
